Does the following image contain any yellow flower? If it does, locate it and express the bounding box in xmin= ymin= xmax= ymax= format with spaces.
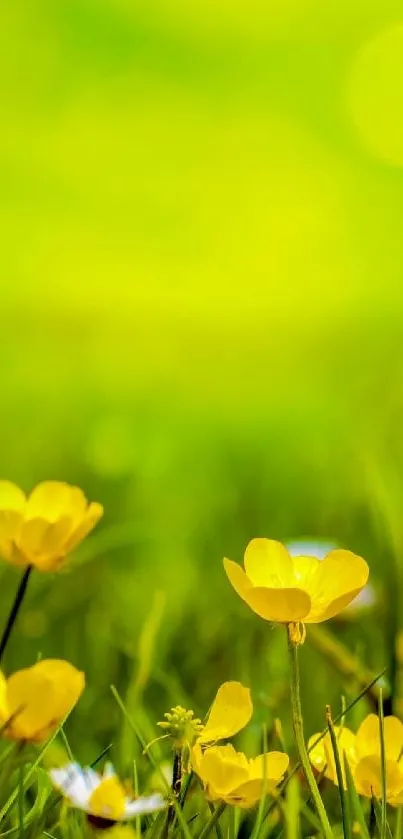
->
xmin=0 ymin=481 xmax=103 ymax=571
xmin=193 ymin=744 xmax=288 ymax=808
xmin=50 ymin=762 xmax=166 ymax=826
xmin=198 ymin=681 xmax=253 ymax=745
xmin=0 ymin=659 xmax=85 ymax=742
xmin=309 ymin=714 xmax=403 ymax=805
xmin=224 ymin=538 xmax=369 ymax=625
xmin=191 ymin=681 xmax=288 ymax=808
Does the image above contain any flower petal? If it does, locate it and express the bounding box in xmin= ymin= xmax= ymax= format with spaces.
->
xmin=26 ymin=482 xmax=87 ymax=523
xmin=243 ymin=586 xmax=311 ymax=623
xmin=0 ymin=482 xmax=26 ymax=560
xmin=308 ymin=727 xmax=356 ymax=785
xmin=354 ymin=756 xmax=403 ymax=800
xmin=303 ymin=550 xmax=369 ymax=622
xmin=63 ymin=502 xmax=104 ymax=553
xmin=197 ymin=745 xmax=250 ymax=797
xmin=223 ymin=558 xmax=253 ymax=601
xmin=0 ymin=671 xmax=9 ymax=723
xmin=291 ymin=556 xmax=321 ymax=587
xmin=50 ymin=763 xmax=98 ymax=807
xmin=249 ymin=751 xmax=289 ymax=781
xmin=356 ymin=714 xmax=403 ymax=761
xmin=16 ymin=517 xmax=74 ymax=567
xmin=244 ymin=539 xmax=294 ymax=587
xmin=200 ymin=681 xmax=252 ymax=744
xmin=228 ymin=778 xmax=265 ymax=807
xmin=125 ymin=794 xmax=166 ymax=817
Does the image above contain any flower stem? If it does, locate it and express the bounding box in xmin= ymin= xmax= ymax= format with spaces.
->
xmin=165 ymin=749 xmax=183 ymax=834
xmin=0 ymin=566 xmax=33 ymax=664
xmin=287 ymin=628 xmax=333 ymax=839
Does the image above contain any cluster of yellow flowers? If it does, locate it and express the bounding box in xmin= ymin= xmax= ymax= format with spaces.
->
xmin=0 ymin=480 xmax=165 ymax=826
xmin=0 ymin=479 xmax=400 ymax=831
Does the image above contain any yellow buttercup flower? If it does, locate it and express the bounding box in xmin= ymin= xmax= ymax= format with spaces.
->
xmin=224 ymin=538 xmax=369 ymax=626
xmin=192 ymin=681 xmax=288 ymax=808
xmin=0 ymin=659 xmax=85 ymax=742
xmin=309 ymin=714 xmax=403 ymax=805
xmin=193 ymin=743 xmax=289 ymax=808
xmin=0 ymin=481 xmax=103 ymax=571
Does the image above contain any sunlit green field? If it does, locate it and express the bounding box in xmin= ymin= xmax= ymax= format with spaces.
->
xmin=2 ymin=0 xmax=403 ymax=836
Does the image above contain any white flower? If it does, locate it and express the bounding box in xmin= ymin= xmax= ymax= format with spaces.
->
xmin=50 ymin=762 xmax=166 ymax=822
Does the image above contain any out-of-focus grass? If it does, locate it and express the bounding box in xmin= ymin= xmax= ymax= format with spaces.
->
xmin=0 ymin=0 xmax=403 ymax=774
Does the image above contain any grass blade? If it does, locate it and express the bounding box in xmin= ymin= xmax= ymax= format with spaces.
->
xmin=197 ymin=802 xmax=226 ymax=839
xmin=250 ymin=725 xmax=270 ymax=839
xmin=372 ymin=795 xmax=393 ymax=839
xmin=343 ymin=754 xmax=370 ymax=839
xmin=379 ymin=691 xmax=387 ymax=839
xmin=395 ymin=807 xmax=403 ymax=839
xmin=326 ymin=705 xmax=351 ymax=839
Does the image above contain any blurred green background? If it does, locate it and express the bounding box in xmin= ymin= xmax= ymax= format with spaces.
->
xmin=2 ymin=0 xmax=403 ymax=767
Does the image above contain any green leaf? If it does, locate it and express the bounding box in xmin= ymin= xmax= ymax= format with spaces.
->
xmin=327 ymin=706 xmax=351 ymax=839
xmin=343 ymin=753 xmax=370 ymax=839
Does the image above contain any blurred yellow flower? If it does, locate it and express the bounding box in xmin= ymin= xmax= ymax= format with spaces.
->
xmin=0 ymin=659 xmax=85 ymax=742
xmin=224 ymin=538 xmax=369 ymax=625
xmin=309 ymin=714 xmax=403 ymax=805
xmin=192 ymin=743 xmax=288 ymax=808
xmin=0 ymin=481 xmax=103 ymax=571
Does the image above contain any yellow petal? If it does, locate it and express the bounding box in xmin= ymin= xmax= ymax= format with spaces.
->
xmin=31 ymin=659 xmax=85 ymax=719
xmin=303 ymin=550 xmax=369 ymax=623
xmin=63 ymin=502 xmax=104 ymax=552
xmin=224 ymin=557 xmax=310 ymax=621
xmin=0 ymin=482 xmax=26 ymax=561
xmin=6 ymin=659 xmax=84 ymax=742
xmin=16 ymin=518 xmax=73 ymax=566
xmin=0 ymin=671 xmax=9 ymax=722
xmin=249 ymin=751 xmax=289 ymax=781
xmin=200 ymin=682 xmax=252 ymax=744
xmin=26 ymin=482 xmax=87 ymax=523
xmin=244 ymin=539 xmax=294 ymax=587
xmin=292 ymin=556 xmax=321 ymax=587
xmin=308 ymin=727 xmax=356 ymax=785
xmin=354 ymin=756 xmax=403 ymax=800
xmin=0 ymin=482 xmax=26 ymax=511
xmin=228 ymin=778 xmax=265 ymax=808
xmin=88 ymin=777 xmax=127 ymax=820
xmin=223 ymin=558 xmax=253 ymax=601
xmin=197 ymin=745 xmax=249 ymax=797
xmin=308 ymin=732 xmax=328 ymax=775
xmin=242 ymin=586 xmax=311 ymax=623
xmin=356 ymin=714 xmax=403 ymax=761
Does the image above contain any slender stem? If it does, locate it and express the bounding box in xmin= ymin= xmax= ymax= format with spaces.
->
xmin=395 ymin=807 xmax=403 ymax=839
xmin=287 ymin=629 xmax=333 ymax=839
xmin=197 ymin=802 xmax=226 ymax=839
xmin=165 ymin=749 xmax=183 ymax=832
xmin=0 ymin=566 xmax=32 ymax=663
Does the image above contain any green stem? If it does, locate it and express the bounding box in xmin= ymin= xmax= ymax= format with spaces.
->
xmin=0 ymin=566 xmax=32 ymax=664
xmin=287 ymin=629 xmax=333 ymax=839
xmin=197 ymin=803 xmax=226 ymax=839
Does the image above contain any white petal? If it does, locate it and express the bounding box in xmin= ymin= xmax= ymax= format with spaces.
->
xmin=49 ymin=763 xmax=101 ymax=809
xmin=125 ymin=794 xmax=166 ymax=817
xmin=103 ymin=762 xmax=117 ymax=779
